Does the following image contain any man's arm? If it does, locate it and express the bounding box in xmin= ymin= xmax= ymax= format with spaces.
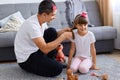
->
xmin=57 ymin=27 xmax=71 ymax=36
xmin=33 ymin=32 xmax=72 ymax=54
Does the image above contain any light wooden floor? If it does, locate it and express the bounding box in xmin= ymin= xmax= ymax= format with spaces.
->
xmin=105 ymin=49 xmax=120 ymax=62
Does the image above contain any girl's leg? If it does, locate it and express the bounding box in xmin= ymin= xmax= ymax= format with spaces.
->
xmin=19 ymin=50 xmax=63 ymax=77
xmin=70 ymin=57 xmax=81 ymax=73
xmin=78 ymin=58 xmax=92 ymax=73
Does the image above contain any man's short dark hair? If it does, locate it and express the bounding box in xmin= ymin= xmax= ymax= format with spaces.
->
xmin=38 ymin=0 xmax=56 ymax=15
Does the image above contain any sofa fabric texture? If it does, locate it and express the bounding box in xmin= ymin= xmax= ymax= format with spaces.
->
xmin=0 ymin=1 xmax=117 ymax=61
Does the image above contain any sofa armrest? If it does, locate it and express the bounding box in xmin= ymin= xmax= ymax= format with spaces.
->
xmin=88 ymin=26 xmax=117 ymax=40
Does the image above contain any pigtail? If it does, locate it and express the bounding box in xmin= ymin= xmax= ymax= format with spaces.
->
xmin=70 ymin=22 xmax=76 ymax=39
xmin=70 ymin=15 xmax=79 ymax=39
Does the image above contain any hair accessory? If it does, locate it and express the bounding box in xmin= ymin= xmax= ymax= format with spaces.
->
xmin=80 ymin=12 xmax=87 ymax=18
xmin=52 ymin=4 xmax=57 ymax=10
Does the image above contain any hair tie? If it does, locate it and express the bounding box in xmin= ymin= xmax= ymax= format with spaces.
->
xmin=52 ymin=4 xmax=57 ymax=10
xmin=80 ymin=12 xmax=87 ymax=18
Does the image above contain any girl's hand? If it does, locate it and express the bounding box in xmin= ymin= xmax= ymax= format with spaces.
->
xmin=67 ymin=64 xmax=70 ymax=69
xmin=91 ymin=65 xmax=100 ymax=70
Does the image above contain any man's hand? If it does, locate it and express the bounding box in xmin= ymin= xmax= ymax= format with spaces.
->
xmin=57 ymin=27 xmax=71 ymax=37
xmin=63 ymin=27 xmax=71 ymax=32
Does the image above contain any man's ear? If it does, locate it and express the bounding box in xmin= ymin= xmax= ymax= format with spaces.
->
xmin=42 ymin=12 xmax=47 ymax=17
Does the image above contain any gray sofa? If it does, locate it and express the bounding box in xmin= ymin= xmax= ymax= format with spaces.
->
xmin=0 ymin=1 xmax=117 ymax=61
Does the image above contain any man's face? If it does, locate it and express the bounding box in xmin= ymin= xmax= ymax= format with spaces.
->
xmin=46 ymin=10 xmax=57 ymax=23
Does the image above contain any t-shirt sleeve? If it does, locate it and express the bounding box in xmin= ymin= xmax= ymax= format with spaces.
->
xmin=27 ymin=22 xmax=42 ymax=39
xmin=90 ymin=32 xmax=96 ymax=43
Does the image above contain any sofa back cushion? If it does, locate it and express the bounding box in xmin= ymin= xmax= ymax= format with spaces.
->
xmin=0 ymin=1 xmax=103 ymax=29
xmin=84 ymin=1 xmax=103 ymax=26
xmin=56 ymin=2 xmax=69 ymax=28
xmin=47 ymin=9 xmax=63 ymax=29
xmin=48 ymin=2 xmax=70 ymax=29
xmin=66 ymin=0 xmax=90 ymax=26
xmin=0 ymin=4 xmax=31 ymax=19
xmin=0 ymin=3 xmax=69 ymax=30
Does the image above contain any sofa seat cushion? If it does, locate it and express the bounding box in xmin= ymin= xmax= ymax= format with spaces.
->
xmin=0 ymin=32 xmax=16 ymax=47
xmin=88 ymin=26 xmax=117 ymax=40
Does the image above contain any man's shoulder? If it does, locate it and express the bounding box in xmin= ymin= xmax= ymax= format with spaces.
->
xmin=26 ymin=15 xmax=37 ymax=22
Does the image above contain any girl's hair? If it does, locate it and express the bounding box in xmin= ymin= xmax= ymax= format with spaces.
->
xmin=38 ymin=0 xmax=57 ymax=15
xmin=73 ymin=12 xmax=88 ymax=29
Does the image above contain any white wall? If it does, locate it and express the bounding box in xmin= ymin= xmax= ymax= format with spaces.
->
xmin=112 ymin=0 xmax=120 ymax=49
xmin=0 ymin=0 xmax=94 ymax=4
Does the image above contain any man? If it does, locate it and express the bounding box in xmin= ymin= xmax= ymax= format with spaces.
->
xmin=14 ymin=0 xmax=72 ymax=77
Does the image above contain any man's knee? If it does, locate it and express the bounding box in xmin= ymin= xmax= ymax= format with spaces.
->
xmin=45 ymin=28 xmax=57 ymax=36
xmin=44 ymin=28 xmax=57 ymax=43
xmin=49 ymin=64 xmax=63 ymax=77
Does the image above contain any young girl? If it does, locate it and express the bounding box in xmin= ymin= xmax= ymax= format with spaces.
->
xmin=68 ymin=12 xmax=100 ymax=73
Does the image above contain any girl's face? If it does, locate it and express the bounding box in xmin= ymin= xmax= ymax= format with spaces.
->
xmin=76 ymin=24 xmax=88 ymax=35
